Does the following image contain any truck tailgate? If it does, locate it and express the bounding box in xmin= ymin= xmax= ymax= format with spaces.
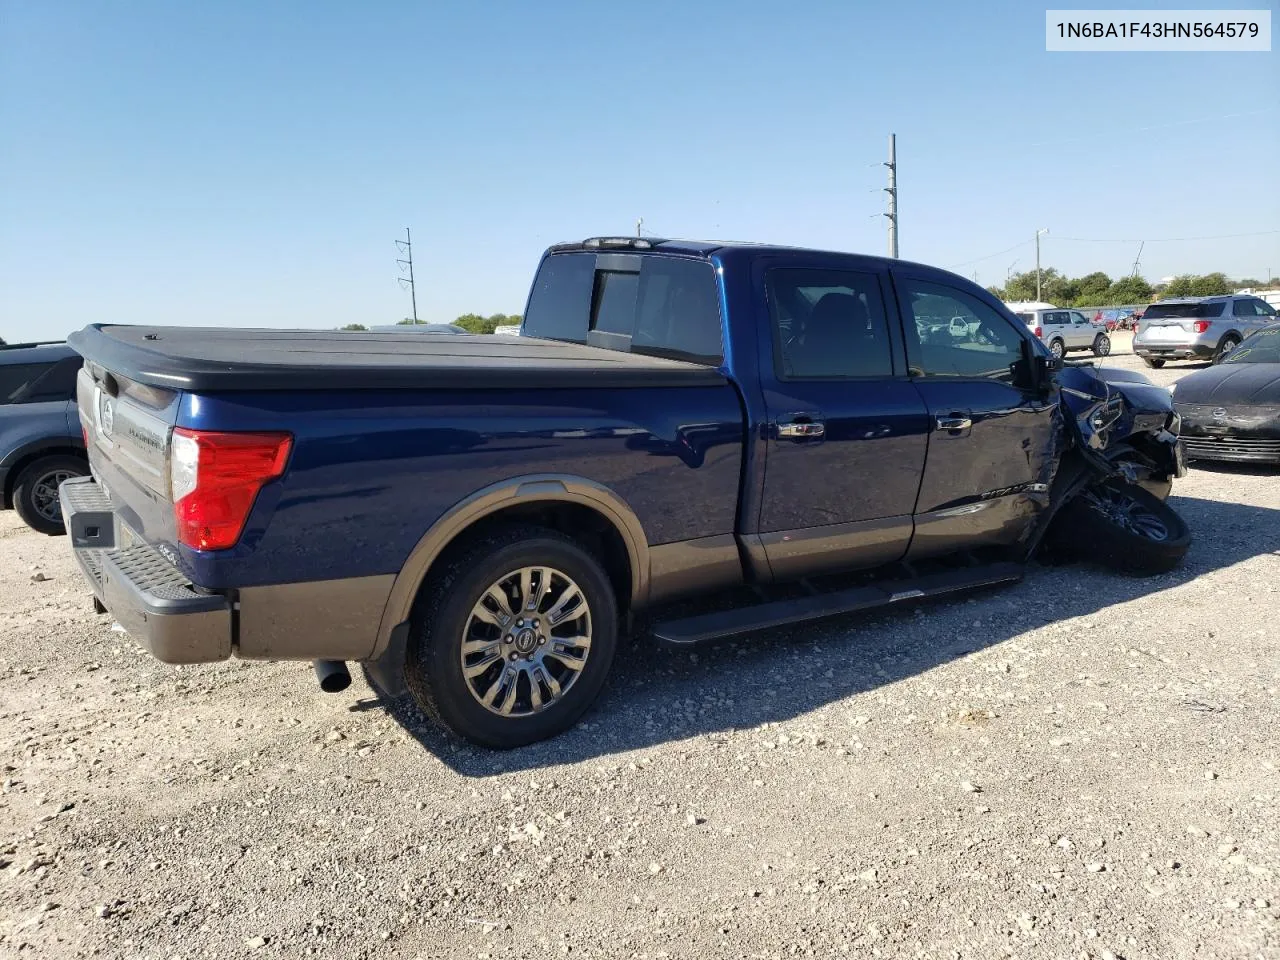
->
xmin=76 ymin=366 xmax=182 ymax=551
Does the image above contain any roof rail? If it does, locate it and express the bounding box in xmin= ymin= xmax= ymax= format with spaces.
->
xmin=0 ymin=340 xmax=66 ymax=351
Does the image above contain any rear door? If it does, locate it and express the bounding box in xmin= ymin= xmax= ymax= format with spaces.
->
xmin=1042 ymin=310 xmax=1071 ymax=349
xmin=891 ymin=272 xmax=1057 ymax=560
xmin=1068 ymin=311 xmax=1096 ymax=348
xmin=754 ymin=263 xmax=930 ymax=579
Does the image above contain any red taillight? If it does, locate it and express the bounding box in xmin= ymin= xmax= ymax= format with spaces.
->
xmin=1193 ymin=320 xmax=1212 ymax=334
xmin=170 ymin=429 xmax=292 ymax=551
xmin=1033 ymin=326 xmax=1042 ymax=338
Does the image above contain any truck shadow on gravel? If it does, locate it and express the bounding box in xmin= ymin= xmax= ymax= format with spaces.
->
xmin=377 ymin=493 xmax=1276 ymax=776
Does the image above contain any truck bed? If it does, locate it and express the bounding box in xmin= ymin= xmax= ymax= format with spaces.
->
xmin=67 ymin=325 xmax=727 ymax=392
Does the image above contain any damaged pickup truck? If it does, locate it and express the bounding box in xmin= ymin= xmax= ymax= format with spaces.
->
xmin=61 ymin=238 xmax=1189 ymax=747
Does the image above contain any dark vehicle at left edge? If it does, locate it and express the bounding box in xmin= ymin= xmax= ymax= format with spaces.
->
xmin=1173 ymin=322 xmax=1280 ymax=463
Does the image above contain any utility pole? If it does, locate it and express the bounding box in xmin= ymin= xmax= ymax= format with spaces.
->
xmin=395 ymin=227 xmax=418 ymax=324
xmin=884 ymin=134 xmax=898 ymax=258
xmin=1007 ymin=260 xmax=1018 ymax=282
xmin=1130 ymin=240 xmax=1145 ymax=278
xmin=1035 ymin=228 xmax=1049 ymax=301
xmin=636 ymin=218 xmax=644 ymax=238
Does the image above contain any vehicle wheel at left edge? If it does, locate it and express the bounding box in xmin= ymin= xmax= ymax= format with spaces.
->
xmin=12 ymin=454 xmax=88 ymax=536
xmin=404 ymin=525 xmax=619 ymax=749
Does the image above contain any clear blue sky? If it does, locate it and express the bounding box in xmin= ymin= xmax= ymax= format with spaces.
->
xmin=2 ymin=0 xmax=1277 ymax=341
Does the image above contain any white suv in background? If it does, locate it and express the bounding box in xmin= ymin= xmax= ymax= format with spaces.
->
xmin=1013 ymin=306 xmax=1111 ymax=359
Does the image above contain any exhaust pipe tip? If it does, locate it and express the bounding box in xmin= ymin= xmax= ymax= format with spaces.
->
xmin=313 ymin=659 xmax=351 ymax=694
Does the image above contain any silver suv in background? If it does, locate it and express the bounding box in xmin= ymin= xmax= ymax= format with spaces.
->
xmin=1014 ymin=307 xmax=1111 ymax=359
xmin=1133 ymin=295 xmax=1278 ymax=368
xmin=0 ymin=341 xmax=87 ymax=534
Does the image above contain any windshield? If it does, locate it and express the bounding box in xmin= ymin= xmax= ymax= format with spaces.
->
xmin=1221 ymin=326 xmax=1280 ymax=364
xmin=1145 ymin=301 xmax=1226 ymax=319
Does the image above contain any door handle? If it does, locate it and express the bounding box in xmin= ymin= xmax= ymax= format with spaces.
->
xmin=936 ymin=415 xmax=972 ymax=432
xmin=777 ymin=420 xmax=825 ymax=439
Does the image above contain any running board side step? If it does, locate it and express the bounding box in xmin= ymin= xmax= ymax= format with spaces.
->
xmin=650 ymin=561 xmax=1024 ymax=646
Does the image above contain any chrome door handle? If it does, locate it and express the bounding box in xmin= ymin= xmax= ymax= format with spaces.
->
xmin=777 ymin=421 xmax=825 ymax=439
xmin=936 ymin=415 xmax=972 ymax=432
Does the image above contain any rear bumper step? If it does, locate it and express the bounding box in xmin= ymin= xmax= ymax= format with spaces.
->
xmin=59 ymin=476 xmax=232 ymax=664
xmin=650 ymin=561 xmax=1024 ymax=645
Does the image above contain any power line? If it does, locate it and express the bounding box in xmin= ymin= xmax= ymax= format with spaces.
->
xmin=395 ymin=227 xmax=418 ymax=324
xmin=949 ymin=238 xmax=1033 ymax=269
xmin=1048 ymin=229 xmax=1280 ymax=244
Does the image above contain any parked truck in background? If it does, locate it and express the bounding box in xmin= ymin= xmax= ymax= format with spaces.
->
xmin=61 ymin=238 xmax=1188 ymax=748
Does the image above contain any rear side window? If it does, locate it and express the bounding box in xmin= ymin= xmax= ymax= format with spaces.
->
xmin=1233 ymin=298 xmax=1273 ymax=317
xmin=631 ymin=257 xmax=722 ymax=363
xmin=0 ymin=357 xmax=80 ymax=405
xmin=522 ymin=253 xmax=595 ymax=342
xmin=524 ymin=252 xmax=722 ymax=365
xmin=766 ymin=269 xmax=894 ymax=379
xmin=1145 ymin=301 xmax=1226 ymax=319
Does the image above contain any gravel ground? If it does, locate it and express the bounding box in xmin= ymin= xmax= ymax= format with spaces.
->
xmin=2 ymin=352 xmax=1277 ymax=960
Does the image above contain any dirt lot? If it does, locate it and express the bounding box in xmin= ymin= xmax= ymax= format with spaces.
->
xmin=2 ymin=352 xmax=1277 ymax=960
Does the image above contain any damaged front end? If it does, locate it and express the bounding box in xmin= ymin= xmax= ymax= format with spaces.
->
xmin=1024 ymin=362 xmax=1190 ymax=573
xmin=1057 ymin=363 xmax=1187 ymax=499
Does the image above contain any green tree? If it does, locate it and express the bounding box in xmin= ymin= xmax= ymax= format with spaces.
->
xmin=1104 ymin=275 xmax=1154 ymax=305
xmin=453 ymin=312 xmax=495 ymax=334
xmin=1234 ymin=277 xmax=1263 ymax=289
xmin=1071 ymin=271 xmax=1113 ymax=307
xmin=396 ymin=318 xmax=418 ymax=325
xmin=1189 ymin=272 xmax=1230 ymax=297
xmin=339 ymin=323 xmax=368 ymax=331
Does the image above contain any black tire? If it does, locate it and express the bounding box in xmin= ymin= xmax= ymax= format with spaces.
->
xmin=12 ymin=454 xmax=87 ymax=536
xmin=1215 ymin=334 xmax=1241 ymax=362
xmin=1141 ymin=356 xmax=1165 ymax=369
xmin=1049 ymin=339 xmax=1066 ymax=359
xmin=405 ymin=525 xmax=618 ymax=749
xmin=1051 ymin=480 xmax=1190 ymax=575
xmin=1092 ymin=333 xmax=1111 ymax=357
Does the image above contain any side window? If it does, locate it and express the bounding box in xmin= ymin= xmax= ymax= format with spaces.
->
xmin=1072 ymin=312 xmax=1091 ymax=325
xmin=1259 ymin=301 xmax=1278 ymax=317
xmin=24 ymin=357 xmax=82 ymax=402
xmin=1232 ymin=299 xmax=1256 ymax=317
xmin=765 ymin=269 xmax=894 ymax=379
xmin=900 ymin=280 xmax=1027 ymax=381
xmin=632 ymin=257 xmax=722 ymax=363
xmin=522 ymin=253 xmax=595 ymax=342
xmin=0 ymin=361 xmax=69 ymax=405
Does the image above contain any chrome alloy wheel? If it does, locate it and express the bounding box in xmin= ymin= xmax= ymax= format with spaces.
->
xmin=1081 ymin=486 xmax=1170 ymax=542
xmin=460 ymin=566 xmax=592 ymax=717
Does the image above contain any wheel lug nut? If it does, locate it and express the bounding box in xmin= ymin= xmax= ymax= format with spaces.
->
xmin=509 ymin=653 xmax=518 ymax=661
xmin=538 ymin=636 xmax=546 ymax=645
xmin=504 ymin=635 xmax=513 ymax=643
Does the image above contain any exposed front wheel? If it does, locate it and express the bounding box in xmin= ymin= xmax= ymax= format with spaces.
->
xmin=1141 ymin=356 xmax=1165 ymax=369
xmin=1049 ymin=339 xmax=1066 ymax=359
xmin=1050 ymin=480 xmax=1190 ymax=575
xmin=1092 ymin=333 xmax=1111 ymax=357
xmin=12 ymin=454 xmax=88 ymax=536
xmin=405 ymin=526 xmax=618 ymax=748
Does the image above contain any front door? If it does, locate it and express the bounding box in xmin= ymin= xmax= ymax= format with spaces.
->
xmin=1068 ymin=311 xmax=1096 ymax=349
xmin=891 ymin=272 xmax=1058 ymax=560
xmin=755 ymin=264 xmax=930 ymax=580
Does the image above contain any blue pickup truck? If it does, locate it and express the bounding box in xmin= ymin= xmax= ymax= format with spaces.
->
xmin=61 ymin=238 xmax=1189 ymax=747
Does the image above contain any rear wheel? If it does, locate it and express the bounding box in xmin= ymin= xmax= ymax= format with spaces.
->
xmin=1141 ymin=356 xmax=1165 ymax=369
xmin=1050 ymin=480 xmax=1189 ymax=575
xmin=1049 ymin=339 xmax=1066 ymax=359
xmin=1092 ymin=333 xmax=1111 ymax=357
xmin=405 ymin=525 xmax=618 ymax=748
xmin=12 ymin=454 xmax=87 ymax=536
xmin=1215 ymin=334 xmax=1241 ymax=361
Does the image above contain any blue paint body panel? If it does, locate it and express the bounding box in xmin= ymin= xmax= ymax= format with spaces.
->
xmin=175 ymin=386 xmax=745 ymax=589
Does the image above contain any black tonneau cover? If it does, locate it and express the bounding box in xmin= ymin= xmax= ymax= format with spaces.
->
xmin=67 ymin=325 xmax=727 ymax=392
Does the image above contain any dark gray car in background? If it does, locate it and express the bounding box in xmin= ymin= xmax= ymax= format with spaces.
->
xmin=0 ymin=341 xmax=88 ymax=534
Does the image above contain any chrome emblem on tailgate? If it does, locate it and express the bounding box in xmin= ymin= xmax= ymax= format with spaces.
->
xmin=100 ymin=397 xmax=115 ymax=437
